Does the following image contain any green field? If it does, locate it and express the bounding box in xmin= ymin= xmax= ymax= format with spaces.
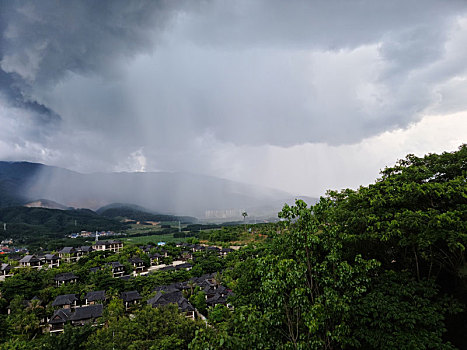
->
xmin=121 ymin=233 xmax=189 ymax=245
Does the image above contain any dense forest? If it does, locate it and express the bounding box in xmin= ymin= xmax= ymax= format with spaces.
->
xmin=0 ymin=207 xmax=128 ymax=245
xmin=0 ymin=145 xmax=466 ymax=349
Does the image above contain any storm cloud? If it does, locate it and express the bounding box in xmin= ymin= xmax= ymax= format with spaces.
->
xmin=1 ymin=0 xmax=467 ymax=196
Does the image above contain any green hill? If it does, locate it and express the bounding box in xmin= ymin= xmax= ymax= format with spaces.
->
xmin=0 ymin=206 xmax=128 ymax=244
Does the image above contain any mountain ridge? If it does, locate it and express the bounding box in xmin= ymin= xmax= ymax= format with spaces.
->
xmin=0 ymin=161 xmax=318 ymax=219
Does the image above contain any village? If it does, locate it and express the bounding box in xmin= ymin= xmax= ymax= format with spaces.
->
xmin=0 ymin=238 xmax=237 ymax=334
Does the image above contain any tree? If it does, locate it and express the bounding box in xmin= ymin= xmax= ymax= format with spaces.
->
xmin=86 ymin=305 xmax=203 ymax=350
xmin=242 ymin=211 xmax=248 ymax=231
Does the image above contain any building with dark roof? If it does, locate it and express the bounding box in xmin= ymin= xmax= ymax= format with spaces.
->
xmin=149 ymin=253 xmax=162 ymax=265
xmin=69 ymin=304 xmax=103 ymax=325
xmin=84 ymin=291 xmax=106 ymax=305
xmin=107 ymin=261 xmax=125 ymax=277
xmin=54 ymin=272 xmax=78 ymax=286
xmin=43 ymin=253 xmax=60 ymax=268
xmin=48 ymin=304 xmax=103 ymax=332
xmin=147 ymin=290 xmax=195 ymax=319
xmin=52 ymin=294 xmax=78 ymax=309
xmin=1 ymin=263 xmax=12 ymax=278
xmin=58 ymin=247 xmax=77 ymax=262
xmin=49 ymin=308 xmax=72 ymax=333
xmin=76 ymin=246 xmax=94 ymax=258
xmin=129 ymin=257 xmax=145 ymax=274
xmin=121 ymin=291 xmax=142 ymax=310
xmin=19 ymin=255 xmax=41 ymax=268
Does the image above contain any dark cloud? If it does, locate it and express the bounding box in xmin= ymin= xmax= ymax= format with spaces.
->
xmin=0 ymin=0 xmax=186 ymax=84
xmin=1 ymin=0 xmax=467 ymax=180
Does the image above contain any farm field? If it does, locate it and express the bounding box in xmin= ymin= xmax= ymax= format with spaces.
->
xmin=121 ymin=233 xmax=189 ymax=245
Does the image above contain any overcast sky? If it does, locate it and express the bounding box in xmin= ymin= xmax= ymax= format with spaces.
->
xmin=1 ymin=0 xmax=466 ymax=197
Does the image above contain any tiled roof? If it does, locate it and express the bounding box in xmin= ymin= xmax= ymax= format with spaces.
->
xmin=49 ymin=309 xmax=72 ymax=324
xmin=69 ymin=304 xmax=103 ymax=321
xmin=129 ymin=257 xmax=144 ymax=264
xmin=85 ymin=291 xmax=106 ymax=302
xmin=19 ymin=255 xmax=39 ymax=263
xmin=59 ymin=247 xmax=75 ymax=254
xmin=52 ymin=294 xmax=78 ymax=307
xmin=108 ymin=261 xmax=124 ymax=269
xmin=54 ymin=272 xmax=78 ymax=282
xmin=44 ymin=253 xmax=59 ymax=260
xmin=147 ymin=290 xmax=194 ymax=312
xmin=121 ymin=291 xmax=142 ymax=302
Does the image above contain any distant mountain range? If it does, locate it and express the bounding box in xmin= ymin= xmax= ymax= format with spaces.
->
xmin=0 ymin=161 xmax=317 ymax=219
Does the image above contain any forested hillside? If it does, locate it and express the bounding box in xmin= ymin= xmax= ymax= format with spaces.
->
xmin=0 ymin=207 xmax=128 ymax=244
xmin=190 ymin=145 xmax=467 ymax=349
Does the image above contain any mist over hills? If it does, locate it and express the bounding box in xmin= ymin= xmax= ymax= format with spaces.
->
xmin=0 ymin=161 xmax=316 ymax=219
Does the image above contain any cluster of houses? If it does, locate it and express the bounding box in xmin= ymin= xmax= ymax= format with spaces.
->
xmin=2 ymin=238 xmax=238 ymax=333
xmin=1 ymin=240 xmax=236 ymax=282
xmin=0 ymin=238 xmax=28 ymax=256
xmin=47 ymin=272 xmax=233 ymax=332
xmin=0 ymin=240 xmax=123 ymax=281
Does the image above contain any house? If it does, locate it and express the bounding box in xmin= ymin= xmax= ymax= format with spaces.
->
xmin=76 ymin=246 xmax=93 ymax=258
xmin=107 ymin=261 xmax=125 ymax=277
xmin=147 ymin=290 xmax=195 ymax=319
xmin=44 ymin=253 xmax=60 ymax=268
xmin=52 ymin=294 xmax=78 ymax=309
xmin=220 ymin=248 xmax=234 ymax=257
xmin=49 ymin=308 xmax=72 ymax=333
xmin=84 ymin=291 xmax=106 ymax=305
xmin=203 ymin=284 xmax=233 ymax=307
xmin=206 ymin=293 xmax=229 ymax=307
xmin=48 ymin=304 xmax=103 ymax=332
xmin=158 ymin=248 xmax=169 ymax=257
xmin=206 ymin=246 xmax=221 ymax=254
xmin=69 ymin=304 xmax=103 ymax=326
xmin=180 ymin=250 xmax=193 ymax=261
xmin=92 ymin=240 xmax=123 ymax=252
xmin=149 ymin=253 xmax=162 ymax=265
xmin=191 ymin=244 xmax=204 ymax=252
xmin=54 ymin=272 xmax=78 ymax=286
xmin=58 ymin=247 xmax=77 ymax=262
xmin=19 ymin=255 xmax=41 ymax=268
xmin=1 ymin=263 xmax=12 ymax=278
xmin=129 ymin=257 xmax=145 ymax=274
xmin=121 ymin=291 xmax=142 ymax=310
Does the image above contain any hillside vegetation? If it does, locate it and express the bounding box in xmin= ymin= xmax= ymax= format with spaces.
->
xmin=0 ymin=145 xmax=465 ymax=349
xmin=191 ymin=145 xmax=467 ymax=349
xmin=0 ymin=207 xmax=128 ymax=245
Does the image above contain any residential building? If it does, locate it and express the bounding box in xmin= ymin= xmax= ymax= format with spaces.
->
xmin=84 ymin=291 xmax=106 ymax=306
xmin=92 ymin=240 xmax=123 ymax=252
xmin=43 ymin=253 xmax=60 ymax=268
xmin=58 ymin=247 xmax=77 ymax=262
xmin=54 ymin=272 xmax=78 ymax=286
xmin=107 ymin=261 xmax=125 ymax=277
xmin=121 ymin=291 xmax=142 ymax=310
xmin=52 ymin=294 xmax=79 ymax=309
xmin=19 ymin=255 xmax=41 ymax=268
